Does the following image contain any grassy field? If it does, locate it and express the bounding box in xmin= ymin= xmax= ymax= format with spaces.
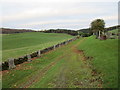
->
xmin=78 ymin=36 xmax=118 ymax=88
xmin=108 ymin=29 xmax=119 ymax=33
xmin=2 ymin=32 xmax=74 ymax=62
xmin=2 ymin=36 xmax=118 ymax=88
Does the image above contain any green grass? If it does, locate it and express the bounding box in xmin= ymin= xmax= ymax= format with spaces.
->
xmin=77 ymin=36 xmax=118 ymax=88
xmin=2 ymin=35 xmax=118 ymax=88
xmin=3 ymin=38 xmax=101 ymax=88
xmin=108 ymin=29 xmax=119 ymax=33
xmin=2 ymin=32 xmax=74 ymax=61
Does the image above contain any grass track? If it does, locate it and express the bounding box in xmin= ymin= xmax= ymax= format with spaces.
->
xmin=2 ymin=38 xmax=102 ymax=88
xmin=2 ymin=36 xmax=118 ymax=88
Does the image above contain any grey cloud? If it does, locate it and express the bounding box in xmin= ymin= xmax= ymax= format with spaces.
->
xmin=1 ymin=1 xmax=118 ymax=30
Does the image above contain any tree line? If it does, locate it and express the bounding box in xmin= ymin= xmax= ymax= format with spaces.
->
xmin=1 ymin=24 xmax=119 ymax=37
xmin=42 ymin=29 xmax=78 ymax=36
xmin=0 ymin=28 xmax=36 ymax=34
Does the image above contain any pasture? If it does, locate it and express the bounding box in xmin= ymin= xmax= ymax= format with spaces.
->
xmin=108 ymin=29 xmax=119 ymax=33
xmin=2 ymin=35 xmax=118 ymax=88
xmin=78 ymin=36 xmax=118 ymax=88
xmin=2 ymin=32 xmax=74 ymax=62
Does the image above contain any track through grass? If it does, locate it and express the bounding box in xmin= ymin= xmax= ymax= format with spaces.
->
xmin=2 ymin=36 xmax=118 ymax=88
xmin=2 ymin=38 xmax=103 ymax=88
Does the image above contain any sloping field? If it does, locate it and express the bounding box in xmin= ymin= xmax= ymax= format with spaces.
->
xmin=2 ymin=32 xmax=74 ymax=61
xmin=2 ymin=36 xmax=118 ymax=88
xmin=78 ymin=36 xmax=118 ymax=88
xmin=108 ymin=29 xmax=119 ymax=33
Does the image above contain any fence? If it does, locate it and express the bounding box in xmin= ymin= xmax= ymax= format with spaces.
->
xmin=0 ymin=36 xmax=79 ymax=71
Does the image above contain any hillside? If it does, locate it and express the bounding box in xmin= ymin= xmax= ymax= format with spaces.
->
xmin=0 ymin=28 xmax=36 ymax=34
xmin=108 ymin=29 xmax=119 ymax=33
xmin=1 ymin=25 xmax=119 ymax=35
xmin=43 ymin=29 xmax=78 ymax=36
xmin=2 ymin=36 xmax=118 ymax=88
xmin=2 ymin=32 xmax=74 ymax=61
xmin=78 ymin=36 xmax=118 ymax=88
xmin=78 ymin=28 xmax=90 ymax=33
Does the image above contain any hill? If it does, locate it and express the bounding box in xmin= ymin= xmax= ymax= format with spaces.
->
xmin=2 ymin=36 xmax=118 ymax=88
xmin=43 ymin=29 xmax=78 ymax=36
xmin=78 ymin=28 xmax=90 ymax=33
xmin=0 ymin=28 xmax=36 ymax=34
xmin=78 ymin=36 xmax=118 ymax=88
xmin=108 ymin=29 xmax=119 ymax=33
xmin=1 ymin=25 xmax=119 ymax=35
xmin=2 ymin=32 xmax=74 ymax=61
xmin=105 ymin=25 xmax=120 ymax=32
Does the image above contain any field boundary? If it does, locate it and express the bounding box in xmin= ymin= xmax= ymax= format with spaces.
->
xmin=1 ymin=36 xmax=80 ymax=71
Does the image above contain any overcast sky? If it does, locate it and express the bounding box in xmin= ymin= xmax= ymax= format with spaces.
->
xmin=0 ymin=0 xmax=119 ymax=30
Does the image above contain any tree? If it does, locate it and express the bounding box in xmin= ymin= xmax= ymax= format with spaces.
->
xmin=90 ymin=19 xmax=105 ymax=38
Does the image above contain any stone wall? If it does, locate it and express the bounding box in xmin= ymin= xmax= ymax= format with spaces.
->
xmin=0 ymin=36 xmax=79 ymax=71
